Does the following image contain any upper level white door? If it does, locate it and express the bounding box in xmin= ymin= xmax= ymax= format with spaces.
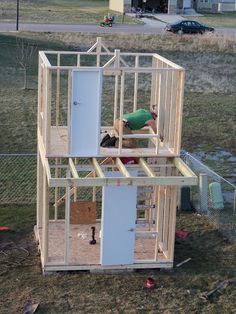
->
xmin=69 ymin=68 xmax=102 ymax=156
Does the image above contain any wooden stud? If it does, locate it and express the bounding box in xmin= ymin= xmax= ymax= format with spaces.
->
xmin=133 ymin=55 xmax=139 ymax=111
xmin=116 ymin=158 xmax=131 ymax=177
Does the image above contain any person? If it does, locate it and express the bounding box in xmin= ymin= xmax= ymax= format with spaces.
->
xmin=114 ymin=106 xmax=158 ymax=149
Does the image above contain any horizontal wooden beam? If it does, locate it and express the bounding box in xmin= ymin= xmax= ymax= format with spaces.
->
xmin=48 ymin=175 xmax=197 ymax=188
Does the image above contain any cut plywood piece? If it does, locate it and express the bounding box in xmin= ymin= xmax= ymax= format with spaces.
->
xmin=69 ymin=68 xmax=102 ymax=156
xmin=70 ymin=201 xmax=96 ymax=224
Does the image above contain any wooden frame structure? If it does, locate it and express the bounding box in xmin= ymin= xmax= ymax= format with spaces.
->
xmin=36 ymin=38 xmax=197 ymax=272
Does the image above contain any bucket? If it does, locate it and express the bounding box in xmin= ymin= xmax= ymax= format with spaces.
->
xmin=209 ymin=182 xmax=224 ymax=210
xmin=146 ymin=277 xmax=155 ymax=289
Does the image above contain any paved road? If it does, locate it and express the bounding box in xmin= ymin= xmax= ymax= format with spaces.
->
xmin=0 ymin=22 xmax=235 ymax=35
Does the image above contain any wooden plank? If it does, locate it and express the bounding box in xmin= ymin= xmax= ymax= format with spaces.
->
xmin=113 ymin=49 xmax=120 ymax=123
xmin=153 ymin=53 xmax=184 ymax=70
xmin=70 ymin=201 xmax=96 ymax=224
xmin=64 ymin=184 xmax=70 ymax=264
xmin=45 ymin=68 xmax=52 ymax=155
xmin=118 ymin=72 xmax=125 ymax=153
xmin=174 ymin=157 xmax=197 ymax=178
xmin=116 ymin=158 xmax=131 ymax=177
xmin=42 ymin=169 xmax=49 ymax=264
xmin=36 ymin=151 xmax=43 ymax=229
xmin=102 ymin=55 xmax=116 ymax=68
xmin=49 ymin=175 xmax=198 ymax=188
xmin=168 ymin=71 xmax=178 ymax=149
xmin=56 ymin=53 xmax=60 ymax=126
xmin=69 ymin=158 xmax=79 ymax=178
xmin=167 ymin=186 xmax=177 ymax=261
xmin=139 ymin=158 xmax=155 ymax=177
xmin=174 ymin=70 xmax=185 ymax=154
xmin=43 ymin=261 xmax=173 ymax=272
xmin=133 ymin=55 xmax=139 ymax=111
xmin=92 ymin=158 xmax=105 ymax=178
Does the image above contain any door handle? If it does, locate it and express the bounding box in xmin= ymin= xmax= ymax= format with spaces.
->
xmin=128 ymin=228 xmax=134 ymax=232
xmin=73 ymin=101 xmax=81 ymax=106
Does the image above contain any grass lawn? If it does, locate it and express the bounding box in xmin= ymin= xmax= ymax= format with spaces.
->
xmin=0 ymin=0 xmax=136 ymax=24
xmin=0 ymin=205 xmax=235 ymax=314
xmin=0 ymin=31 xmax=235 ymax=313
xmin=187 ymin=12 xmax=236 ymax=28
xmin=1 ymin=1 xmax=236 ymax=27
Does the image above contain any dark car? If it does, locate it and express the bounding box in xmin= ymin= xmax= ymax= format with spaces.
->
xmin=165 ymin=20 xmax=214 ymax=34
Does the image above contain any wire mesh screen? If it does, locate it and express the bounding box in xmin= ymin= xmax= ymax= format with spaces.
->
xmin=0 ymin=154 xmax=37 ymax=204
xmin=181 ymin=151 xmax=236 ymax=241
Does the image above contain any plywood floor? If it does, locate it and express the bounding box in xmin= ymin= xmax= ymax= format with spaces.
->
xmin=47 ymin=126 xmax=175 ymax=157
xmin=38 ymin=221 xmax=164 ymax=265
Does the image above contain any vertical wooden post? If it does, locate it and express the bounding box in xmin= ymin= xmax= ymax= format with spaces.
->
xmin=133 ymin=55 xmax=139 ymax=112
xmin=199 ymin=173 xmax=208 ymax=213
xmin=168 ymin=71 xmax=177 ymax=150
xmin=45 ymin=69 xmax=52 ymax=154
xmin=37 ymin=151 xmax=43 ymax=228
xmin=56 ymin=53 xmax=60 ymax=126
xmin=77 ymin=54 xmax=80 ymax=67
xmin=67 ymin=70 xmax=72 ymax=154
xmin=174 ymin=70 xmax=185 ymax=154
xmin=113 ymin=49 xmax=120 ymax=124
xmin=74 ymin=157 xmax=78 ymax=202
xmin=54 ymin=56 xmax=60 ymax=217
xmin=164 ymin=66 xmax=172 ymax=145
xmin=167 ymin=186 xmax=177 ymax=262
xmin=118 ymin=71 xmax=125 ymax=154
xmin=150 ymin=57 xmax=156 ymax=107
xmin=54 ymin=157 xmax=59 ymax=220
xmin=154 ymin=185 xmax=159 ymax=261
xmin=65 ymin=171 xmax=71 ymax=264
xmin=92 ymin=173 xmax=97 ymax=202
xmin=96 ymin=37 xmax=102 ymax=67
xmin=42 ymin=168 xmax=49 ymax=264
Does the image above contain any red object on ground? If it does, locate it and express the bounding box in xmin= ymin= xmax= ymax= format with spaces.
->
xmin=175 ymin=230 xmax=188 ymax=238
xmin=0 ymin=226 xmax=10 ymax=231
xmin=120 ymin=157 xmax=138 ymax=165
xmin=146 ymin=277 xmax=155 ymax=289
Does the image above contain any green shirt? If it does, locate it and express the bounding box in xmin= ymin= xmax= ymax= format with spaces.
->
xmin=123 ymin=109 xmax=152 ymax=130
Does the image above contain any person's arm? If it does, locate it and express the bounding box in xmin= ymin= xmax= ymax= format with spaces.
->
xmin=145 ymin=119 xmax=164 ymax=141
xmin=145 ymin=119 xmax=157 ymax=133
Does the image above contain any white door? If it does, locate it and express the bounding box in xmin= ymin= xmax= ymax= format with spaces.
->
xmin=69 ymin=68 xmax=102 ymax=156
xmin=101 ymin=172 xmax=137 ymax=266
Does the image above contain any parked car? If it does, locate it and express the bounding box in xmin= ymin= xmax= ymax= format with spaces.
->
xmin=165 ymin=20 xmax=214 ymax=34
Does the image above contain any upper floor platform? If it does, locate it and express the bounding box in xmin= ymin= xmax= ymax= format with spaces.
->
xmin=38 ymin=37 xmax=185 ymax=158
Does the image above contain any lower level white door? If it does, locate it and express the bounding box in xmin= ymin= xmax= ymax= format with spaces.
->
xmin=100 ymin=172 xmax=137 ymax=266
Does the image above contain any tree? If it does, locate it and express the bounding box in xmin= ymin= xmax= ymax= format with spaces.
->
xmin=16 ymin=37 xmax=37 ymax=89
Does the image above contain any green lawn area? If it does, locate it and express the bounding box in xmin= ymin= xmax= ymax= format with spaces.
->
xmin=185 ymin=12 xmax=236 ymax=28
xmin=0 ymin=0 xmax=136 ymax=24
xmin=0 ymin=205 xmax=235 ymax=314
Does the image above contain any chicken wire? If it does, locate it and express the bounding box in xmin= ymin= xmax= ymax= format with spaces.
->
xmin=0 ymin=154 xmax=37 ymax=204
xmin=181 ymin=151 xmax=236 ymax=241
xmin=0 ymin=153 xmax=235 ymax=241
